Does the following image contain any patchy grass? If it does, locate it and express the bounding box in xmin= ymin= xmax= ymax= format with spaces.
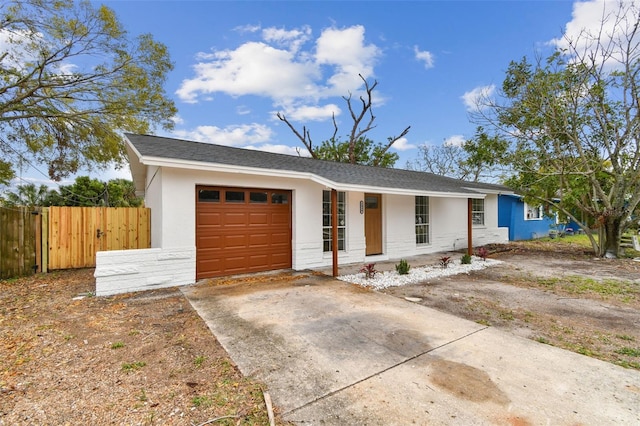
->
xmin=0 ymin=269 xmax=289 ymax=425
xmin=536 ymin=275 xmax=639 ymax=300
xmin=616 ymin=347 xmax=640 ymax=357
xmin=122 ymin=361 xmax=147 ymax=373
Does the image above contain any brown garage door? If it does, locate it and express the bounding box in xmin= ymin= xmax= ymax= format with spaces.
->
xmin=196 ymin=186 xmax=292 ymax=279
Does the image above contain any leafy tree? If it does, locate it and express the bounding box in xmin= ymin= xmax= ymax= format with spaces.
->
xmin=410 ymin=127 xmax=509 ymax=182
xmin=105 ymin=179 xmax=143 ymax=207
xmin=277 ymin=74 xmax=410 ymax=167
xmin=46 ymin=176 xmax=143 ymax=207
xmin=315 ymin=137 xmax=398 ymax=168
xmin=475 ymin=2 xmax=640 ymax=257
xmin=1 ymin=183 xmax=53 ymax=207
xmin=0 ymin=0 xmax=177 ymax=181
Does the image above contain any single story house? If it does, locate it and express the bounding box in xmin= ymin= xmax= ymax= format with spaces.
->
xmin=498 ymin=194 xmax=557 ymax=241
xmin=95 ymin=134 xmax=513 ymax=296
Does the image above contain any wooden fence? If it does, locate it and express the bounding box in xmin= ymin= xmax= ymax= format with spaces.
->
xmin=0 ymin=207 xmax=38 ymax=279
xmin=0 ymin=206 xmax=150 ymax=278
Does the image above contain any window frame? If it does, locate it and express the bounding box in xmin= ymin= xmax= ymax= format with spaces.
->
xmin=471 ymin=198 xmax=485 ymax=226
xmin=322 ymin=190 xmax=346 ymax=252
xmin=524 ymin=202 xmax=543 ymax=221
xmin=415 ymin=196 xmax=430 ymax=245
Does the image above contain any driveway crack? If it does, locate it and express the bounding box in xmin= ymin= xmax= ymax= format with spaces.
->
xmin=284 ymin=325 xmax=489 ymax=416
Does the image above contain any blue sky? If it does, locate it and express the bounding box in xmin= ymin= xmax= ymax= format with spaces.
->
xmin=15 ymin=0 xmax=615 ymax=187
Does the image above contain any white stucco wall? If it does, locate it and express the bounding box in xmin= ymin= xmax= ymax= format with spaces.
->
xmin=95 ymin=165 xmax=508 ymax=295
xmin=383 ymin=194 xmax=508 ymax=260
xmin=94 ymin=247 xmax=195 ymax=296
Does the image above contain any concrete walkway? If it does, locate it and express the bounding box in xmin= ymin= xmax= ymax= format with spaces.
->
xmin=182 ymin=273 xmax=640 ymax=425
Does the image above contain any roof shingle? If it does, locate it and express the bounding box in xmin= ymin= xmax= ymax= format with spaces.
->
xmin=125 ymin=133 xmax=512 ymax=196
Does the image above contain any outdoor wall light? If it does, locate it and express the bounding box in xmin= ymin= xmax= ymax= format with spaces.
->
xmin=360 ymin=200 xmax=364 ymax=214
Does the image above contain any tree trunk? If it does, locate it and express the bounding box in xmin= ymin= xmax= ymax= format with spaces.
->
xmin=602 ymin=217 xmax=623 ymax=258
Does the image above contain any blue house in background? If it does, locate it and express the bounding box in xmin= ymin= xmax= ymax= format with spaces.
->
xmin=498 ymin=194 xmax=556 ymax=241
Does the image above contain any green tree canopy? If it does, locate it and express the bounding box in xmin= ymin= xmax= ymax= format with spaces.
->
xmin=475 ymin=1 xmax=640 ymax=257
xmin=410 ymin=127 xmax=509 ymax=182
xmin=48 ymin=176 xmax=143 ymax=207
xmin=0 ymin=183 xmax=52 ymax=207
xmin=0 ymin=0 xmax=177 ymax=182
xmin=315 ymin=137 xmax=399 ymax=168
xmin=1 ymin=176 xmax=143 ymax=207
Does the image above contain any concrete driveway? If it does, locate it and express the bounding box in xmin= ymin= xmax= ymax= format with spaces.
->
xmin=181 ymin=273 xmax=640 ymax=425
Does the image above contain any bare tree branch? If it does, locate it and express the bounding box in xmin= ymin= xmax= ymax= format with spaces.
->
xmin=276 ymin=112 xmax=317 ymax=159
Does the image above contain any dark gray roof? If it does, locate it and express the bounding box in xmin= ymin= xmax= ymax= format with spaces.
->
xmin=126 ymin=133 xmax=512 ymax=196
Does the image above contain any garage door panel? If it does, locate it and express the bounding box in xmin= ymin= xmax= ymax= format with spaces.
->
xmin=271 ymin=253 xmax=291 ymax=269
xmin=197 ymin=186 xmax=292 ymax=279
xmin=198 ymin=258 xmax=222 ymax=275
xmin=249 ymin=233 xmax=269 ymax=247
xmin=271 ymin=212 xmax=290 ymax=225
xmin=269 ymin=232 xmax=290 ymax=244
xmin=249 ymin=212 xmax=269 ymax=225
xmin=224 ymin=234 xmax=248 ymax=249
xmin=198 ymin=211 xmax=222 ymax=226
xmin=249 ymin=254 xmax=269 ymax=268
xmin=224 ymin=212 xmax=248 ymax=226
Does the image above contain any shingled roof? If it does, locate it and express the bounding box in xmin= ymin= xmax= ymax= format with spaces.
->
xmin=125 ymin=133 xmax=512 ymax=197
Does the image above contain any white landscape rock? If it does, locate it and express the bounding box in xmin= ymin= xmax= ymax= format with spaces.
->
xmin=338 ymin=257 xmax=503 ymax=290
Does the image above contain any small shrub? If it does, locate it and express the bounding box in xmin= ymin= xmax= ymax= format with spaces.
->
xmin=476 ymin=246 xmax=489 ymax=261
xmin=111 ymin=341 xmax=125 ymax=349
xmin=395 ymin=259 xmax=411 ymax=275
xmin=360 ymin=263 xmax=377 ymax=279
xmin=460 ymin=253 xmax=472 ymax=264
xmin=438 ymin=256 xmax=452 ymax=269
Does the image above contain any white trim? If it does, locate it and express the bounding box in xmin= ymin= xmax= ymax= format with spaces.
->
xmin=134 ymin=155 xmax=485 ymax=199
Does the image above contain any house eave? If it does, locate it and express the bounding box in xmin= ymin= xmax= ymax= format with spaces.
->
xmin=136 ymin=156 xmax=485 ymax=199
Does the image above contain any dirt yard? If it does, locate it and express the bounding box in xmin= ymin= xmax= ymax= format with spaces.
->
xmin=0 ymin=270 xmax=287 ymax=425
xmin=1 ymin=241 xmax=639 ymax=425
xmin=383 ymin=241 xmax=640 ymax=370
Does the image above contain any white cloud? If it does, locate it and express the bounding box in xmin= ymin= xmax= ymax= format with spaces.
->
xmin=443 ymin=135 xmax=466 ymax=147
xmin=176 ymin=41 xmax=320 ymax=103
xmin=391 ymin=137 xmax=416 ymax=151
xmin=234 ymin=24 xmax=261 ymax=34
xmin=461 ymin=84 xmax=495 ymax=111
xmin=171 ymin=114 xmax=185 ymax=125
xmin=262 ymin=25 xmax=312 ymax=53
xmin=550 ymin=0 xmax=639 ymax=67
xmin=414 ymin=46 xmax=434 ymax=69
xmin=172 ymin=123 xmax=273 ymax=147
xmin=315 ymin=25 xmax=381 ymax=95
xmin=277 ymin=104 xmax=341 ymax=122
xmin=176 ymin=24 xmax=382 ymax=117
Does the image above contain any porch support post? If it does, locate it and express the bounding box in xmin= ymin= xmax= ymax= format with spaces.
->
xmin=331 ymin=189 xmax=338 ymax=277
xmin=467 ymin=198 xmax=473 ymax=256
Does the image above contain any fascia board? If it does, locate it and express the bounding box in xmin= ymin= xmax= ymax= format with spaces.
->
xmin=125 ymin=139 xmax=147 ymax=196
xmin=138 ymin=156 xmax=484 ymax=199
xmin=463 ymin=186 xmax=514 ymax=195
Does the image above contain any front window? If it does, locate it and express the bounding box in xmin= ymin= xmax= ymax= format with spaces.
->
xmin=472 ymin=199 xmax=485 ymax=226
xmin=415 ymin=196 xmax=430 ymax=244
xmin=323 ymin=190 xmax=346 ymax=252
xmin=525 ymin=203 xmax=543 ymax=220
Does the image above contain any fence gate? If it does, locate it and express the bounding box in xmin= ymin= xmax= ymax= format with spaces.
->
xmin=0 ymin=207 xmax=38 ymax=279
xmin=47 ymin=207 xmax=151 ymax=270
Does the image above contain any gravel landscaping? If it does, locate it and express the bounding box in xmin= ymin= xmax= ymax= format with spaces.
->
xmin=338 ymin=257 xmax=503 ymax=289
